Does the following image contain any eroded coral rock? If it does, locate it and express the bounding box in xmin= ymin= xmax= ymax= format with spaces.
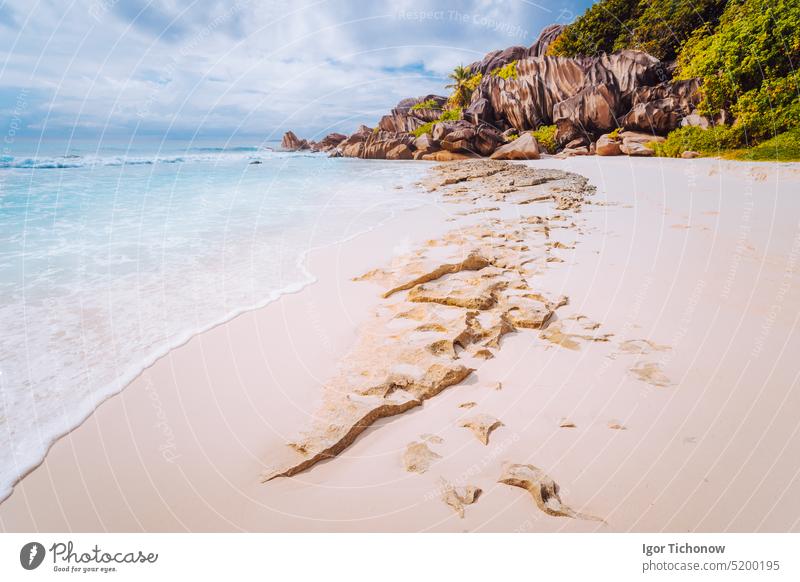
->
xmin=403 ymin=441 xmax=441 ymax=473
xmin=498 ymin=463 xmax=601 ymax=521
xmin=629 ymin=361 xmax=671 ymax=387
xmin=460 ymin=413 xmax=504 ymax=445
xmin=441 ymin=479 xmax=482 ymax=518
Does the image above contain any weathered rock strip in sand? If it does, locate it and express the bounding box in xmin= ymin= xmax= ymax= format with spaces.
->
xmin=263 ymin=161 xmax=595 ymax=482
xmin=498 ymin=463 xmax=602 ymax=521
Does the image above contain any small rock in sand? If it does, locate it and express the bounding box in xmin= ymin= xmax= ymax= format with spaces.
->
xmin=402 ymin=441 xmax=441 ymax=473
xmin=629 ymin=361 xmax=671 ymax=387
xmin=559 ymin=418 xmax=577 ymax=428
xmin=460 ymin=413 xmax=504 ymax=445
xmin=608 ymin=421 xmax=627 ymax=430
xmin=498 ymin=462 xmax=601 ymax=520
xmin=618 ymin=339 xmax=670 ymax=355
xmin=440 ymin=479 xmax=482 ymax=518
xmin=458 ymin=401 xmax=478 ymax=409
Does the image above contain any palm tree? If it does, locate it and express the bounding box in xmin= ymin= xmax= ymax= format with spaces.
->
xmin=446 ymin=65 xmax=472 ymax=107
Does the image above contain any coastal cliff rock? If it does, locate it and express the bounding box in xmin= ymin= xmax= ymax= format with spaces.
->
xmin=469 ymin=50 xmax=662 ymax=140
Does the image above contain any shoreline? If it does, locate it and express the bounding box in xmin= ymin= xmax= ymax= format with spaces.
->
xmin=2 ymin=157 xmax=800 ymax=532
xmin=0 ymin=158 xmax=433 ymax=507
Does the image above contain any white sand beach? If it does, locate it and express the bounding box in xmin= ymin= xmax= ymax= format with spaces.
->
xmin=1 ymin=157 xmax=799 ymax=532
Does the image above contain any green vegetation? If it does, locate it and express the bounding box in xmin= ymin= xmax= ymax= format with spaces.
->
xmin=676 ymin=0 xmax=800 ymax=142
xmin=731 ymin=128 xmax=800 ymax=161
xmin=548 ymin=0 xmax=799 ymax=154
xmin=532 ymin=125 xmax=557 ymax=153
xmin=548 ymin=0 xmax=725 ymax=61
xmin=491 ymin=60 xmax=519 ymax=80
xmin=654 ymin=126 xmax=800 ymax=161
xmin=411 ymin=122 xmax=435 ymax=138
xmin=410 ymin=99 xmax=441 ymax=112
xmin=505 ymin=133 xmax=520 ymax=141
xmin=410 ymin=106 xmax=464 ymax=138
xmin=651 ymin=125 xmax=743 ymax=157
xmin=547 ymin=0 xmax=639 ymax=58
xmin=445 ymin=66 xmax=483 ymax=108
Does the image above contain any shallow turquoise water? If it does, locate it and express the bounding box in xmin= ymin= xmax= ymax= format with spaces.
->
xmin=0 ymin=138 xmax=429 ymax=500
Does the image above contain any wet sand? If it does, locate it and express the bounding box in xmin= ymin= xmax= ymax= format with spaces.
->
xmin=2 ymin=157 xmax=799 ymax=532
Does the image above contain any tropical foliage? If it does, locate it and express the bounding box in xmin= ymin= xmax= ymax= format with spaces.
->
xmin=676 ymin=0 xmax=800 ymax=141
xmin=548 ymin=0 xmax=799 ymax=152
xmin=532 ymin=125 xmax=557 ymax=154
xmin=410 ymin=107 xmax=464 ymax=138
xmin=410 ymin=99 xmax=441 ymax=111
xmin=491 ymin=60 xmax=519 ymax=80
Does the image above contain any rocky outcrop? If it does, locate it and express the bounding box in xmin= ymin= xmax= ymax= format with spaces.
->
xmin=467 ymin=51 xmax=661 ymax=135
xmin=489 ymin=132 xmax=540 ymax=160
xmin=281 ymin=131 xmax=309 ymax=151
xmin=284 ymin=23 xmax=702 ymax=160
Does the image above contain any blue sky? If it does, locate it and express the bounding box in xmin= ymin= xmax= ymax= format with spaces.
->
xmin=0 ymin=0 xmax=591 ymax=142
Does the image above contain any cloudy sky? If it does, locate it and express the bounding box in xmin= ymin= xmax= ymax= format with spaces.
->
xmin=0 ymin=0 xmax=591 ymax=142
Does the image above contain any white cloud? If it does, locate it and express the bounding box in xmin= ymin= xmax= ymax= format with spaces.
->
xmin=0 ymin=0 xmax=585 ymax=139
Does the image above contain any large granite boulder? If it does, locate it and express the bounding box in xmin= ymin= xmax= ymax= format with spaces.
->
xmin=596 ymin=132 xmax=623 ymax=156
xmin=281 ymin=131 xmax=309 ymax=151
xmin=386 ymin=143 xmax=414 ymax=160
xmin=431 ymin=121 xmax=502 ymax=156
xmin=413 ymin=133 xmax=438 ymax=154
xmin=334 ymin=125 xmax=373 ymax=158
xmin=360 ymin=130 xmax=415 ymax=159
xmin=618 ymin=131 xmax=665 ymax=156
xmin=489 ymin=132 xmax=540 ymax=160
xmin=622 ymin=79 xmax=701 ymax=134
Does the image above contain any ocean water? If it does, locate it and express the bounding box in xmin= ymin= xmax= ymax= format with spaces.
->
xmin=0 ymin=138 xmax=429 ymax=501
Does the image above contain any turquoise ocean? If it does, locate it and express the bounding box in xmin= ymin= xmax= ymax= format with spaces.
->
xmin=0 ymin=137 xmax=429 ymax=500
